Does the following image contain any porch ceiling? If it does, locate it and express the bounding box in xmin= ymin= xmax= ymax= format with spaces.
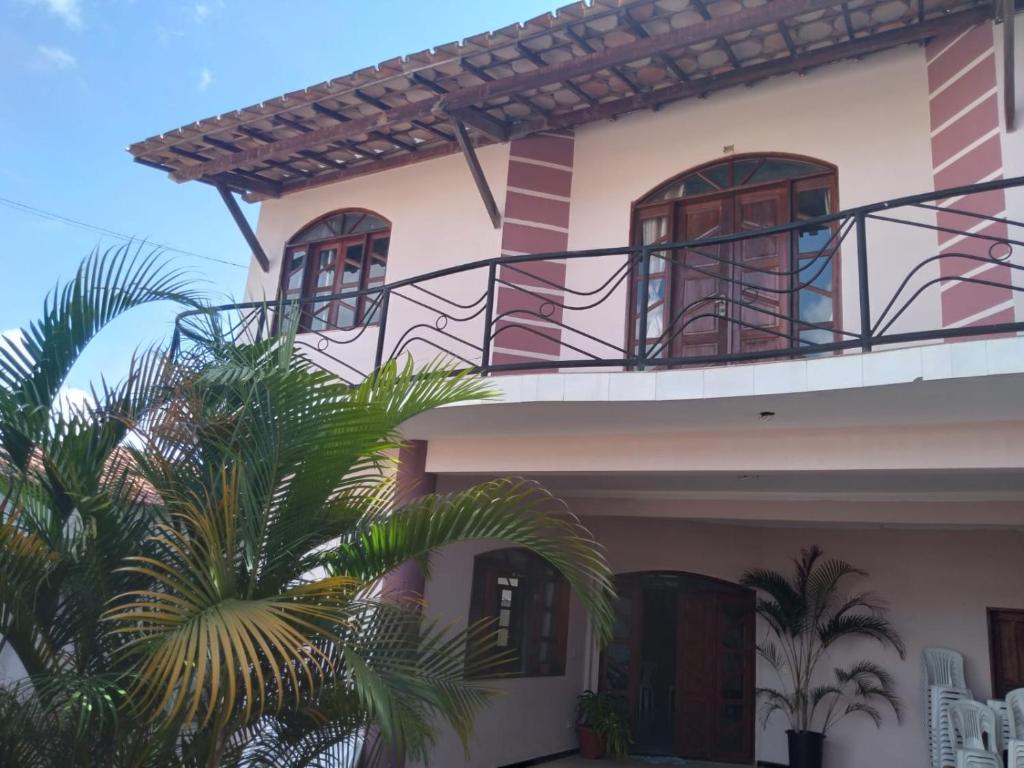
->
xmin=127 ymin=0 xmax=992 ymax=201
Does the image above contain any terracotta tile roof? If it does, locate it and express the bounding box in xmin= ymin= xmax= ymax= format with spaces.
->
xmin=127 ymin=0 xmax=992 ymax=200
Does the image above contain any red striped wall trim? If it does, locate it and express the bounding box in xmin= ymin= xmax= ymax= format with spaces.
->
xmin=492 ymin=131 xmax=574 ymax=368
xmin=926 ymin=22 xmax=1013 ymax=329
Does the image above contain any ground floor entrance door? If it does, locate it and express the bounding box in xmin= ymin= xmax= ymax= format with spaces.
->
xmin=600 ymin=572 xmax=755 ymax=764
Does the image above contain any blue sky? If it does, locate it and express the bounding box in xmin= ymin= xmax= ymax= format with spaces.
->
xmin=0 ymin=0 xmax=555 ymax=393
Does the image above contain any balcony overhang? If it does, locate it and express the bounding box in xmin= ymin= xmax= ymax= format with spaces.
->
xmin=128 ymin=0 xmax=994 ymax=203
xmin=403 ymin=336 xmax=1024 ymax=445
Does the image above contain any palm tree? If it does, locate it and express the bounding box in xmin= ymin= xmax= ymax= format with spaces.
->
xmin=0 ymin=248 xmax=616 ymax=767
xmin=739 ymin=546 xmax=905 ymax=739
xmin=0 ymin=244 xmax=198 ymax=766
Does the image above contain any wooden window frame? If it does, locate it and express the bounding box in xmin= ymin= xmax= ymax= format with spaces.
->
xmin=626 ymin=153 xmax=840 ymax=362
xmin=278 ymin=209 xmax=391 ymax=333
xmin=468 ymin=548 xmax=570 ymax=679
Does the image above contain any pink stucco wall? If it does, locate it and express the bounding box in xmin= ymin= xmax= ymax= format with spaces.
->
xmin=244 ymin=31 xmax=1024 ymax=385
xmin=415 ymin=514 xmax=1024 ymax=768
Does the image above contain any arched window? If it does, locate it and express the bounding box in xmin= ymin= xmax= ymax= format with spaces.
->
xmin=468 ymin=548 xmax=570 ymax=678
xmin=631 ymin=154 xmax=839 ymax=362
xmin=280 ymin=209 xmax=390 ymax=332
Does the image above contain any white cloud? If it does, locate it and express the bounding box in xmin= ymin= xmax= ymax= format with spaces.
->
xmin=197 ymin=66 xmax=212 ymax=91
xmin=194 ymin=3 xmax=210 ymax=22
xmin=26 ymin=0 xmax=82 ymax=27
xmin=54 ymin=386 xmax=93 ymax=417
xmin=36 ymin=45 xmax=77 ymax=70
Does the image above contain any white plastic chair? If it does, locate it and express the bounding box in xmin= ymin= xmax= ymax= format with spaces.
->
xmin=933 ymin=687 xmax=974 ymax=768
xmin=1007 ymin=739 xmax=1024 ymax=768
xmin=925 ymin=648 xmax=970 ymax=768
xmin=956 ymin=748 xmax=1004 ymax=768
xmin=1007 ymin=690 xmax=1024 ymax=740
xmin=988 ymin=700 xmax=1011 ymax=752
xmin=949 ymin=700 xmax=1000 ymax=755
xmin=925 ymin=647 xmax=968 ymax=689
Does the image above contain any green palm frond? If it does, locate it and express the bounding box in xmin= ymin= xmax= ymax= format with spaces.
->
xmin=818 ymin=613 xmax=905 ymax=657
xmin=326 ymin=478 xmax=615 ymax=644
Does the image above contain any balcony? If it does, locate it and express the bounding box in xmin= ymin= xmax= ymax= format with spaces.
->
xmin=175 ymin=177 xmax=1024 ymax=387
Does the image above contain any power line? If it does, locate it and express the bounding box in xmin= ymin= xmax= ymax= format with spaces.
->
xmin=0 ymin=195 xmax=249 ymax=270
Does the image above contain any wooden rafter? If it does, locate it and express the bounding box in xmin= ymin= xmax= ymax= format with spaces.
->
xmin=511 ymin=7 xmax=990 ymax=135
xmin=169 ymin=0 xmax=841 ymax=183
xmin=622 ymin=9 xmax=690 ymax=83
xmin=448 ymin=119 xmax=500 ymax=228
xmin=216 ymin=182 xmax=270 ymax=271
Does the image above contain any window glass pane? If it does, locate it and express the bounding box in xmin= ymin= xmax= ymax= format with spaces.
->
xmin=799 ymin=257 xmax=833 ymax=291
xmin=796 ymin=187 xmax=831 ymax=219
xmin=746 ymin=159 xmax=825 ymax=186
xmin=798 ymin=291 xmax=833 ymax=324
xmin=732 ymin=158 xmax=761 ymax=185
xmin=800 ymin=327 xmax=834 ymax=346
xmin=315 ymin=249 xmax=337 ymax=288
xmin=369 ymin=236 xmax=389 ymax=278
xmin=350 ymin=214 xmax=389 ymax=234
xmin=798 ymin=225 xmax=833 ymax=254
xmin=343 ymin=244 xmax=364 ymax=285
xmin=702 ymin=161 xmax=731 ymax=190
xmin=679 ymin=172 xmax=716 ymax=197
xmin=336 ymin=301 xmax=356 ymax=328
xmin=285 ymin=250 xmax=306 ymax=292
xmin=309 ymin=301 xmax=331 ymax=332
xmin=291 ymin=221 xmax=334 ymax=244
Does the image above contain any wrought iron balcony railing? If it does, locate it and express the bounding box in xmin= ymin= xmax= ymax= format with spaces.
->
xmin=175 ymin=177 xmax=1024 ymax=385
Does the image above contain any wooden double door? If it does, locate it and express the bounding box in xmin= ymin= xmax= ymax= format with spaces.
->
xmin=600 ymin=572 xmax=755 ymax=764
xmin=637 ymin=183 xmax=794 ymax=361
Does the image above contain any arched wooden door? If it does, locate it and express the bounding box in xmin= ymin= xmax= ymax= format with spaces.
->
xmin=600 ymin=572 xmax=755 ymax=763
xmin=631 ymin=154 xmax=840 ymax=363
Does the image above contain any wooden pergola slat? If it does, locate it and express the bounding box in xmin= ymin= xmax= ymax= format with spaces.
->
xmin=169 ymin=0 xmax=842 ymax=183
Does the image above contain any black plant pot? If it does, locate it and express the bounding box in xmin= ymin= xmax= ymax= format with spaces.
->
xmin=787 ymin=729 xmax=824 ymax=768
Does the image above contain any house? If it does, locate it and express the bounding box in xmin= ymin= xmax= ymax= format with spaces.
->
xmin=130 ymin=1 xmax=1024 ymax=766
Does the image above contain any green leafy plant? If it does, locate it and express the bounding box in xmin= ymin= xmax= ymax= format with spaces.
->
xmin=576 ymin=690 xmax=632 ymax=758
xmin=0 ymin=247 xmax=617 ymax=767
xmin=739 ymin=545 xmax=905 ymax=736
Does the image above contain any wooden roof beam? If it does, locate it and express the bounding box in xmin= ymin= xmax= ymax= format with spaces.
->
xmin=216 ymin=182 xmax=270 ymax=271
xmin=446 ymin=105 xmax=509 ymax=142
xmin=461 ymin=58 xmax=551 ymax=116
xmin=202 ymin=134 xmax=314 ymax=178
xmin=691 ymin=0 xmax=741 ymax=70
xmin=451 ymin=118 xmax=501 ymax=229
xmin=519 ymin=6 xmax=991 ymax=135
xmin=168 ymin=0 xmax=870 ymax=182
xmin=841 ymin=3 xmax=857 ymax=39
xmin=623 ymin=9 xmax=690 ymax=83
xmin=564 ymin=25 xmax=642 ymax=96
xmin=349 ymin=90 xmax=457 ymax=143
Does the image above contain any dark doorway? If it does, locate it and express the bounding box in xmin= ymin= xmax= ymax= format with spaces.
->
xmin=989 ymin=608 xmax=1024 ymax=698
xmin=600 ymin=572 xmax=756 ymax=764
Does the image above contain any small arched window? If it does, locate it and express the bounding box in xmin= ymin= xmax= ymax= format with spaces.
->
xmin=468 ymin=548 xmax=570 ymax=678
xmin=280 ymin=210 xmax=390 ymax=332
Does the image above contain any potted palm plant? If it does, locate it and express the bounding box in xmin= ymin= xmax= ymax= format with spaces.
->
xmin=740 ymin=546 xmax=905 ymax=768
xmin=576 ymin=690 xmax=631 ymax=760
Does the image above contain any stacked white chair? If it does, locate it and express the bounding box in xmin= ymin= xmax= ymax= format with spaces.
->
xmin=935 ymin=688 xmax=976 ymax=768
xmin=956 ymin=748 xmax=1004 ymax=768
xmin=949 ymin=700 xmax=1000 ymax=755
xmin=1008 ymin=690 xmax=1024 ymax=740
xmin=925 ymin=648 xmax=971 ymax=768
xmin=1007 ymin=739 xmax=1024 ymax=768
xmin=988 ymin=700 xmax=1012 ymax=752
